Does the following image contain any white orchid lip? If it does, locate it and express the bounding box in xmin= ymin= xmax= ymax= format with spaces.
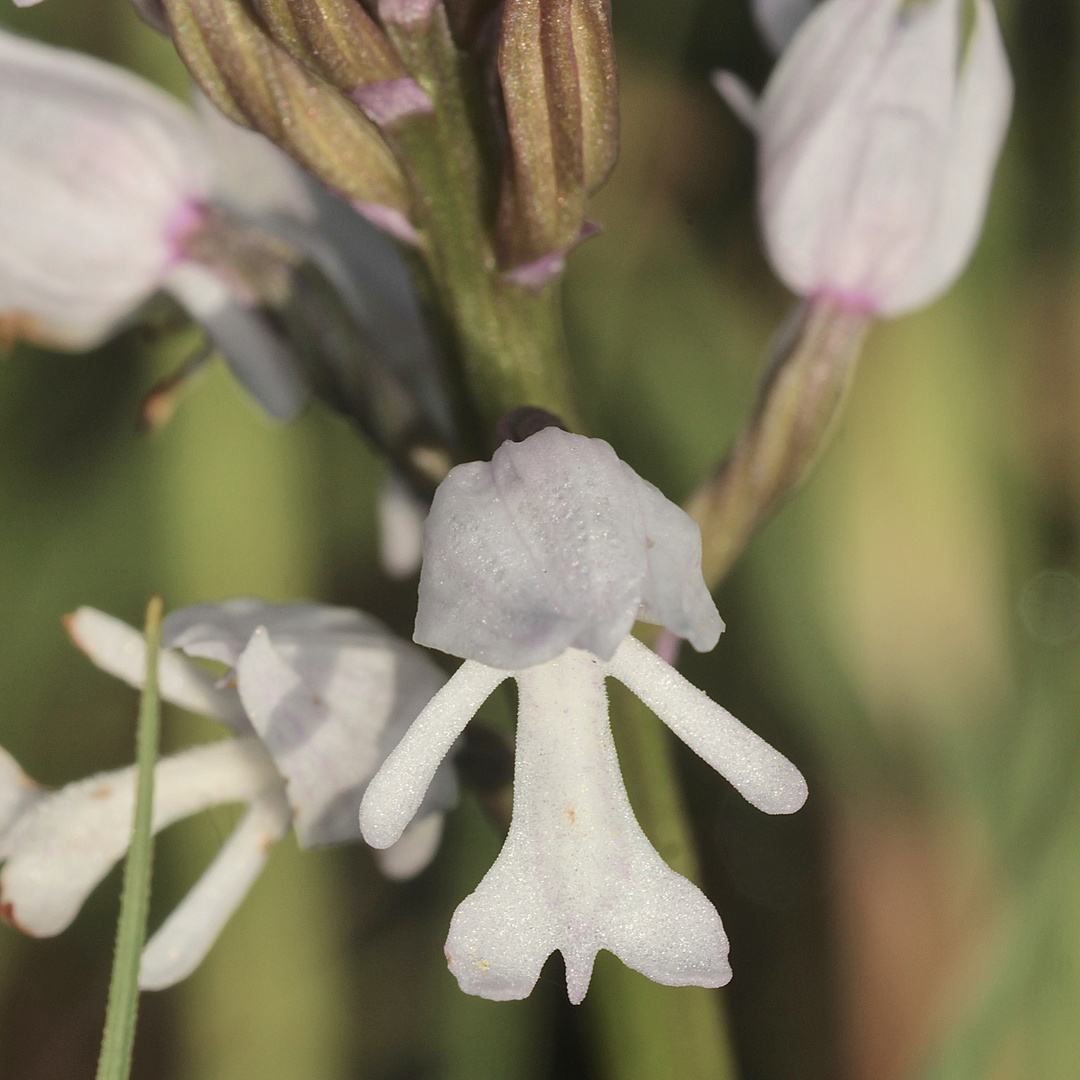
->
xmin=362 ymin=638 xmax=806 ymax=1003
xmin=720 ymin=0 xmax=1012 ymax=317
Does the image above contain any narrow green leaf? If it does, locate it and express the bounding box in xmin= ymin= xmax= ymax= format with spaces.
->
xmin=95 ymin=595 xmax=164 ymax=1080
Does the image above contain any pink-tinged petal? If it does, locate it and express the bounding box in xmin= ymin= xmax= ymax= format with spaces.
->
xmin=139 ymin=787 xmax=292 ymax=990
xmin=361 ymin=661 xmax=508 ymax=850
xmin=878 ymin=0 xmax=1012 ymax=315
xmin=0 ymin=28 xmax=212 ymax=349
xmin=756 ymin=0 xmax=1010 ymax=313
xmin=446 ymin=649 xmax=731 ymax=1004
xmin=607 ymin=637 xmax=808 ymax=815
xmin=65 ymin=607 xmax=248 ymax=730
xmin=0 ymin=739 xmax=279 ymax=938
xmin=236 ymin=625 xmax=451 ymax=847
xmin=374 ymin=811 xmax=444 ymax=881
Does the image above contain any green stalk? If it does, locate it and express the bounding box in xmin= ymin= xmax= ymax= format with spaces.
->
xmin=686 ymin=298 xmax=870 ymax=589
xmin=95 ymin=596 xmax=163 ymax=1080
xmin=381 ymin=4 xmax=582 ymax=432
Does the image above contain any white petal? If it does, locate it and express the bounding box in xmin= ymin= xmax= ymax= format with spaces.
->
xmin=378 ymin=472 xmax=427 ymax=580
xmin=446 ymin=649 xmax=730 ymax=1004
xmin=758 ymin=0 xmax=909 ymax=300
xmin=193 ymin=91 xmax=316 ymax=225
xmin=607 ymin=637 xmax=808 ymax=815
xmin=236 ymin=626 xmax=451 ymax=846
xmin=0 ymin=29 xmax=212 ymax=349
xmin=753 ymin=0 xmax=816 ymax=54
xmin=416 ymin=428 xmax=717 ymax=668
xmin=162 ymin=599 xmax=383 ymax=667
xmin=360 ymin=661 xmax=507 ymax=849
xmin=180 ymin=284 xmax=311 ymax=422
xmin=0 ymin=738 xmax=279 ymax=937
xmin=878 ymin=0 xmax=1013 ymax=315
xmin=374 ymin=812 xmax=444 ymax=881
xmin=630 ymin=466 xmax=723 ymax=653
xmin=139 ymin=787 xmax=291 ymax=990
xmin=0 ymin=748 xmax=43 ymax=840
xmin=65 ymin=607 xmax=249 ymax=731
xmin=711 ymin=71 xmax=760 ymax=132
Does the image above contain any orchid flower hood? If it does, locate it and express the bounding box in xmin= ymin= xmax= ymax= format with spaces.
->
xmin=361 ymin=428 xmax=807 ymax=1003
xmin=721 ymin=0 xmax=1013 ymax=316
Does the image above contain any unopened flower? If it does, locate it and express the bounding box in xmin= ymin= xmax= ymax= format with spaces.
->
xmin=716 ymin=0 xmax=1013 ymax=317
xmin=360 ymin=427 xmax=808 ymax=1003
xmin=0 ymin=29 xmax=309 ymax=418
xmin=0 ymin=600 xmax=453 ymax=990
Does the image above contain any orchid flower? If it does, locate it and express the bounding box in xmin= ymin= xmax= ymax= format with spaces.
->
xmin=0 ymin=600 xmax=454 ymax=990
xmin=0 ymin=28 xmax=312 ymax=418
xmin=360 ymin=427 xmax=808 ymax=1004
xmin=715 ymin=0 xmax=1013 ymax=317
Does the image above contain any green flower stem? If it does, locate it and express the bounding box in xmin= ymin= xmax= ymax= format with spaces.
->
xmin=95 ymin=596 xmax=163 ymax=1080
xmin=585 ymin=675 xmax=736 ymax=1080
xmin=381 ymin=4 xmax=582 ymax=434
xmin=686 ymin=298 xmax=870 ymax=589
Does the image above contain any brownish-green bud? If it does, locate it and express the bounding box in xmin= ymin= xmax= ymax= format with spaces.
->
xmin=250 ymin=0 xmax=407 ymax=93
xmin=162 ymin=0 xmax=412 ymax=219
xmin=686 ymin=298 xmax=871 ymax=588
xmin=495 ymin=0 xmax=617 ymax=275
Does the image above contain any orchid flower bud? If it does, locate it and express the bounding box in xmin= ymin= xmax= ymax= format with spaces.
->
xmin=360 ymin=427 xmax=807 ymax=1003
xmin=250 ymin=0 xmax=407 ymax=97
xmin=495 ymin=0 xmax=617 ymax=278
xmin=161 ymin=0 xmax=414 ymax=231
xmin=0 ymin=601 xmax=456 ymax=991
xmin=718 ymin=0 xmax=1013 ymax=317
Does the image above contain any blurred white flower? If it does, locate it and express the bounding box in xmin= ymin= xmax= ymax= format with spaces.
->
xmin=378 ymin=472 xmax=428 ymax=580
xmin=715 ymin=0 xmax=1012 ymax=317
xmin=0 ymin=28 xmax=310 ymax=418
xmin=753 ymin=0 xmax=815 ymax=54
xmin=360 ymin=427 xmax=808 ymax=1003
xmin=0 ymin=600 xmax=453 ymax=990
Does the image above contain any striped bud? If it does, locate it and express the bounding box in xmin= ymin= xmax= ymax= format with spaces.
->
xmin=162 ymin=0 xmax=412 ymax=218
xmin=495 ymin=0 xmax=617 ymax=272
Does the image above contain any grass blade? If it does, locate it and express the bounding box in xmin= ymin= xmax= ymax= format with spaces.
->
xmin=95 ymin=595 xmax=164 ymax=1080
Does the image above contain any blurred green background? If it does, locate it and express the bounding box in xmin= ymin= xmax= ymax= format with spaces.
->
xmin=2 ymin=0 xmax=1079 ymax=1077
